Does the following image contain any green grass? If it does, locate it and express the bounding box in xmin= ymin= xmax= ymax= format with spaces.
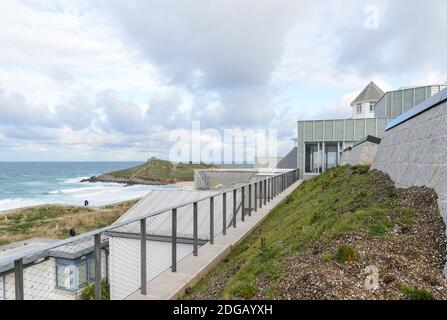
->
xmin=185 ymin=165 xmax=414 ymax=300
xmin=105 ymin=158 xmax=215 ymax=182
xmin=334 ymin=245 xmax=359 ymax=263
xmin=0 ymin=200 xmax=138 ymax=245
xmin=401 ymin=285 xmax=436 ymax=300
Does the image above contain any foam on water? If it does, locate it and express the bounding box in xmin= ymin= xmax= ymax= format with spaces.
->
xmin=0 ymin=162 xmax=180 ymax=212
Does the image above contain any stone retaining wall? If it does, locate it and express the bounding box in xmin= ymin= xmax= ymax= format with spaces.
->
xmin=371 ymin=99 xmax=447 ymax=274
xmin=340 ymin=141 xmax=379 ymax=166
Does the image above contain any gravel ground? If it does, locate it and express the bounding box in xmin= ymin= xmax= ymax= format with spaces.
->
xmin=257 ymin=171 xmax=447 ymax=300
xmin=187 ymin=170 xmax=447 ymax=300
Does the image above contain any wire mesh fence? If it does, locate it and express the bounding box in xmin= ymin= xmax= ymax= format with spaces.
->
xmin=0 ymin=169 xmax=299 ymax=300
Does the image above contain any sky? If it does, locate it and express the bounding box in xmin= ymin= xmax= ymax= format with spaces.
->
xmin=0 ymin=0 xmax=446 ymax=161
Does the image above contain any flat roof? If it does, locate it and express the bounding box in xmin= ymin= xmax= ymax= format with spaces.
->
xmin=386 ymin=87 xmax=447 ymax=131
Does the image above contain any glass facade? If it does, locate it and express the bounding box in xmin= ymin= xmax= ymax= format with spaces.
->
xmin=55 ymin=255 xmax=96 ymax=291
xmin=297 ymin=118 xmax=393 ymax=179
xmin=305 ymin=142 xmax=342 ymax=174
xmin=305 ymin=143 xmax=319 ymax=173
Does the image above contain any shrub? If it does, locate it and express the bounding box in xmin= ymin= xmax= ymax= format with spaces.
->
xmin=321 ymin=251 xmax=334 ymax=263
xmin=351 ymin=165 xmax=370 ymax=175
xmin=335 ymin=245 xmax=359 ymax=263
xmin=80 ymin=281 xmax=110 ymax=300
xmin=401 ymin=286 xmax=436 ymax=300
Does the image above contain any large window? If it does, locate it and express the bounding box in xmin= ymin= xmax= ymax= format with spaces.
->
xmin=305 ymin=142 xmax=340 ymax=173
xmin=56 ymin=255 xmax=96 ymax=291
xmin=305 ymin=143 xmax=320 ymax=173
xmin=325 ymin=144 xmax=338 ymax=170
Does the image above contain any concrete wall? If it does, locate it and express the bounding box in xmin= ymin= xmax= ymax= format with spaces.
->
xmin=255 ymin=157 xmax=282 ymax=169
xmin=194 ymin=170 xmax=258 ymax=190
xmin=371 ymin=98 xmax=447 ymax=274
xmin=340 ymin=142 xmax=379 ymax=166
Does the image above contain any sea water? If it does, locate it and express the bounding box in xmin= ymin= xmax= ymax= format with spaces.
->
xmin=0 ymin=162 xmax=178 ymax=212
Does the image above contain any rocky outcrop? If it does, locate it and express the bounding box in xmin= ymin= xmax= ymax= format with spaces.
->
xmin=81 ymin=175 xmax=168 ymax=186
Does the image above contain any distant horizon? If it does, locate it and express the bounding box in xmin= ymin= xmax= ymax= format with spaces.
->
xmin=0 ymin=160 xmax=255 ymax=165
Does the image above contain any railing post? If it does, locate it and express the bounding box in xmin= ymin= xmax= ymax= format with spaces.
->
xmin=275 ymin=176 xmax=278 ymax=197
xmin=94 ymin=233 xmax=102 ymax=300
xmin=271 ymin=178 xmax=273 ymax=200
xmin=233 ymin=189 xmax=237 ymax=228
xmin=193 ymin=202 xmax=198 ymax=256
xmin=259 ymin=181 xmax=263 ymax=208
xmin=210 ymin=197 xmax=214 ymax=245
xmin=264 ymin=179 xmax=267 ymax=205
xmin=222 ymin=193 xmax=227 ymax=236
xmin=14 ymin=259 xmax=24 ymax=300
xmin=241 ymin=187 xmax=245 ymax=222
xmin=266 ymin=178 xmax=269 ymax=202
xmin=254 ymin=182 xmax=257 ymax=212
xmin=140 ymin=218 xmax=147 ymax=295
xmin=275 ymin=176 xmax=277 ymax=197
xmin=172 ymin=208 xmax=177 ymax=272
xmin=248 ymin=184 xmax=252 ymax=217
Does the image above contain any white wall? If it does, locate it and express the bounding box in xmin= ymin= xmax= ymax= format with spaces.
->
xmin=351 ymin=101 xmax=376 ymax=119
xmin=2 ymin=259 xmax=77 ymax=300
xmin=1 ymin=250 xmax=108 ymax=300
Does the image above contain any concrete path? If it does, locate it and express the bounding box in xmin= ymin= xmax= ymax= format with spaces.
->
xmin=126 ymin=180 xmax=302 ymax=300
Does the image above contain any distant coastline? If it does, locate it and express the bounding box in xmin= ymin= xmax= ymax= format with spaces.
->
xmin=81 ymin=158 xmax=216 ymax=186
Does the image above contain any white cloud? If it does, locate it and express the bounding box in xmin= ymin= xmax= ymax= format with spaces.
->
xmin=0 ymin=0 xmax=446 ymax=161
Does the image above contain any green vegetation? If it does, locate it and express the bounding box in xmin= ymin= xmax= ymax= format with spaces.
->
xmin=334 ymin=245 xmax=359 ymax=263
xmin=185 ymin=165 xmax=415 ymax=300
xmin=0 ymin=200 xmax=138 ymax=245
xmin=401 ymin=285 xmax=436 ymax=300
xmin=80 ymin=281 xmax=110 ymax=300
xmin=104 ymin=158 xmax=215 ymax=183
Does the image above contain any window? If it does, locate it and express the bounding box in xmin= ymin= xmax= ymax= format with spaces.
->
xmin=369 ymin=102 xmax=375 ymax=112
xmin=325 ymin=144 xmax=338 ymax=170
xmin=56 ymin=255 xmax=96 ymax=291
xmin=356 ymin=103 xmax=362 ymax=114
xmin=305 ymin=143 xmax=320 ymax=173
xmin=56 ymin=263 xmax=76 ymax=291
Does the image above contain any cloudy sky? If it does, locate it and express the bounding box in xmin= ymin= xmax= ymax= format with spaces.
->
xmin=0 ymin=0 xmax=446 ymax=161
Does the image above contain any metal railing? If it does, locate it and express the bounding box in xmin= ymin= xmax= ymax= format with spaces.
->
xmin=0 ymin=169 xmax=299 ymax=300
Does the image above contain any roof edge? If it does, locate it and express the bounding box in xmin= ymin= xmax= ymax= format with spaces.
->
xmin=386 ymin=87 xmax=447 ymax=131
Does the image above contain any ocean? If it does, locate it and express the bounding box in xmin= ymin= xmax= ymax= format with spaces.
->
xmin=0 ymin=162 xmax=179 ymax=212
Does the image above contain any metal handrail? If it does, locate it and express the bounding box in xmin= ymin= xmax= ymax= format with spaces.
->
xmin=2 ymin=168 xmax=299 ymax=300
xmin=0 ymin=169 xmax=297 ymax=264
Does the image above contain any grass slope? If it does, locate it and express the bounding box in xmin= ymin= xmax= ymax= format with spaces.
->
xmin=100 ymin=158 xmax=215 ymax=184
xmin=185 ymin=165 xmax=446 ymax=300
xmin=0 ymin=200 xmax=138 ymax=246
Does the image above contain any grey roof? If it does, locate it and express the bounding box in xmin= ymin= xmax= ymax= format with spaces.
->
xmin=352 ymin=81 xmax=384 ymax=104
xmin=0 ymin=237 xmax=108 ymax=274
xmin=386 ymin=87 xmax=447 ymax=131
xmin=112 ymin=189 xmax=238 ymax=239
xmin=277 ymin=147 xmax=297 ymax=169
xmin=114 ymin=189 xmax=218 ymax=224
